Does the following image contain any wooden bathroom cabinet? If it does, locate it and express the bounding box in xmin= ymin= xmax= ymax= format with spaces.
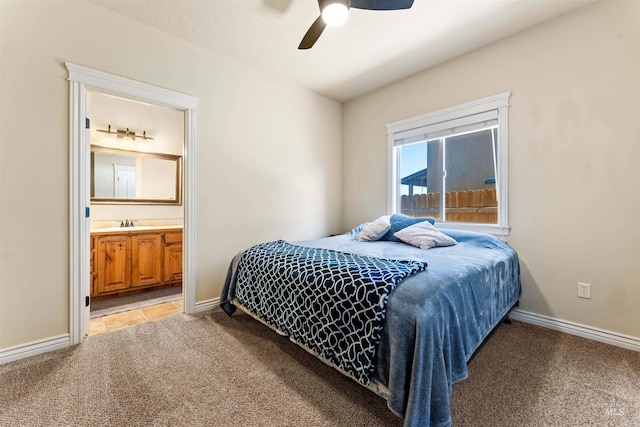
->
xmin=91 ymin=228 xmax=182 ymax=298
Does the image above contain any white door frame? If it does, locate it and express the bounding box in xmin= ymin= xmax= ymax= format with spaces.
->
xmin=66 ymin=63 xmax=197 ymax=344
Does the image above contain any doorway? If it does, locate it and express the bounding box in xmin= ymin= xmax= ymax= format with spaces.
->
xmin=87 ymin=89 xmax=185 ymax=327
xmin=67 ymin=63 xmax=197 ymax=344
xmin=113 ymin=164 xmax=136 ymax=198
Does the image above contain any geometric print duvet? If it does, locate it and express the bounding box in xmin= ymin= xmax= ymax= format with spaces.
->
xmin=235 ymin=240 xmax=428 ymax=385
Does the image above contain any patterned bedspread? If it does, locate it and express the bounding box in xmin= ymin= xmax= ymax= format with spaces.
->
xmin=233 ymin=240 xmax=428 ymax=385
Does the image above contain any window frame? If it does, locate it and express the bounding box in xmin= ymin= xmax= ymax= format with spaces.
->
xmin=387 ymin=92 xmax=511 ymax=236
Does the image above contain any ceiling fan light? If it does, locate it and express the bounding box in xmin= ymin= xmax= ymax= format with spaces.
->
xmin=321 ymin=2 xmax=349 ymax=26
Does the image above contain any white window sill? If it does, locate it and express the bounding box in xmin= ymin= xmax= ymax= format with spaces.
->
xmin=435 ymin=222 xmax=510 ymax=237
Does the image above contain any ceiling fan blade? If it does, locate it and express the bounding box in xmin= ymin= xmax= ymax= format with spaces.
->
xmin=298 ymin=16 xmax=327 ymax=50
xmin=349 ymin=0 xmax=414 ymax=10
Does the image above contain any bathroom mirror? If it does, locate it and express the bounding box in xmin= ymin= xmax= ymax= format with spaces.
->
xmin=91 ymin=146 xmax=182 ymax=205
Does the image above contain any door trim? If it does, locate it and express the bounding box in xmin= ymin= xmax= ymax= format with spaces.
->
xmin=66 ymin=63 xmax=197 ymax=344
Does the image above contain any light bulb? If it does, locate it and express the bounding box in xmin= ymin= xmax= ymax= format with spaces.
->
xmin=102 ymin=135 xmax=116 ymax=145
xmin=120 ymin=128 xmax=135 ymax=148
xmin=322 ymin=2 xmax=349 ymax=26
xmin=121 ymin=135 xmax=135 ymax=148
xmin=101 ymin=124 xmax=116 ymax=145
xmin=137 ymin=140 xmax=152 ymax=151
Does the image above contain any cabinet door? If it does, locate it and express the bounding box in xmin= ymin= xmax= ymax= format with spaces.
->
xmin=96 ymin=235 xmax=131 ymax=294
xmin=131 ymin=234 xmax=163 ymax=288
xmin=163 ymin=243 xmax=183 ymax=283
xmin=90 ymin=236 xmax=96 ymax=296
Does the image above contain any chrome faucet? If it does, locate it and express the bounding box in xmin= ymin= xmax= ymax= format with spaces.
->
xmin=120 ymin=219 xmax=135 ymax=227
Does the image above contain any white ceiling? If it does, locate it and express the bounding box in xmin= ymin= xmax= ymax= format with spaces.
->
xmin=89 ymin=0 xmax=595 ymax=102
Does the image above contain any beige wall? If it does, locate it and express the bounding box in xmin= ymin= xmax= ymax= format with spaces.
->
xmin=0 ymin=1 xmax=342 ymax=348
xmin=343 ymin=0 xmax=640 ymax=338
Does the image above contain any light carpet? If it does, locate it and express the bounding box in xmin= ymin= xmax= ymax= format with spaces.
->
xmin=1 ymin=312 xmax=638 ymax=426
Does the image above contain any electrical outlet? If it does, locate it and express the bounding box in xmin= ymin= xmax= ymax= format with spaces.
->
xmin=578 ymin=282 xmax=591 ymax=299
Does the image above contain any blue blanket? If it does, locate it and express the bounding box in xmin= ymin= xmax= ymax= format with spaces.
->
xmin=221 ymin=230 xmax=521 ymax=427
xmin=233 ymin=240 xmax=428 ymax=385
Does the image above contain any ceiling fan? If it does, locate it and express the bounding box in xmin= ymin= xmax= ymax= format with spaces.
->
xmin=298 ymin=0 xmax=415 ymax=50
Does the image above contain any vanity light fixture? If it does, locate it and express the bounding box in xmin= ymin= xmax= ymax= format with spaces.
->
xmin=96 ymin=124 xmax=154 ymax=147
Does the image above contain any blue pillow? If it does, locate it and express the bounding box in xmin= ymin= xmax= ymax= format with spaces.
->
xmin=380 ymin=214 xmax=436 ymax=242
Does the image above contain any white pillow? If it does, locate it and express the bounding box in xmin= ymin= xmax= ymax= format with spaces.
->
xmin=358 ymin=216 xmax=391 ymax=242
xmin=393 ymin=221 xmax=457 ymax=249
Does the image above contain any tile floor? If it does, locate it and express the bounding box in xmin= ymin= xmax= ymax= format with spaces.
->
xmin=88 ymin=299 xmax=183 ymax=336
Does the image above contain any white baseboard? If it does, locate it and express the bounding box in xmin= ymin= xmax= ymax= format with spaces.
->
xmin=2 ymin=307 xmax=636 ymax=365
xmin=2 ymin=299 xmax=220 ymax=365
xmin=510 ymin=309 xmax=640 ymax=352
xmin=0 ymin=334 xmax=70 ymax=365
xmin=194 ymin=297 xmax=219 ymax=314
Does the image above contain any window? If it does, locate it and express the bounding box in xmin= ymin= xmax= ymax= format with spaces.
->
xmin=387 ymin=93 xmax=510 ymax=235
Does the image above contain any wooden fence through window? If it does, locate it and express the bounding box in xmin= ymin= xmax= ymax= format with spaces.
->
xmin=400 ymin=189 xmax=498 ymax=223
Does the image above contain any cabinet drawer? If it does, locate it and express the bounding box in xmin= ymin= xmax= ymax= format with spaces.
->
xmin=164 ymin=232 xmax=182 ymax=245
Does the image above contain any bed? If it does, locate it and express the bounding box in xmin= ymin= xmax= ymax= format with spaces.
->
xmin=220 ymin=223 xmax=521 ymax=427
